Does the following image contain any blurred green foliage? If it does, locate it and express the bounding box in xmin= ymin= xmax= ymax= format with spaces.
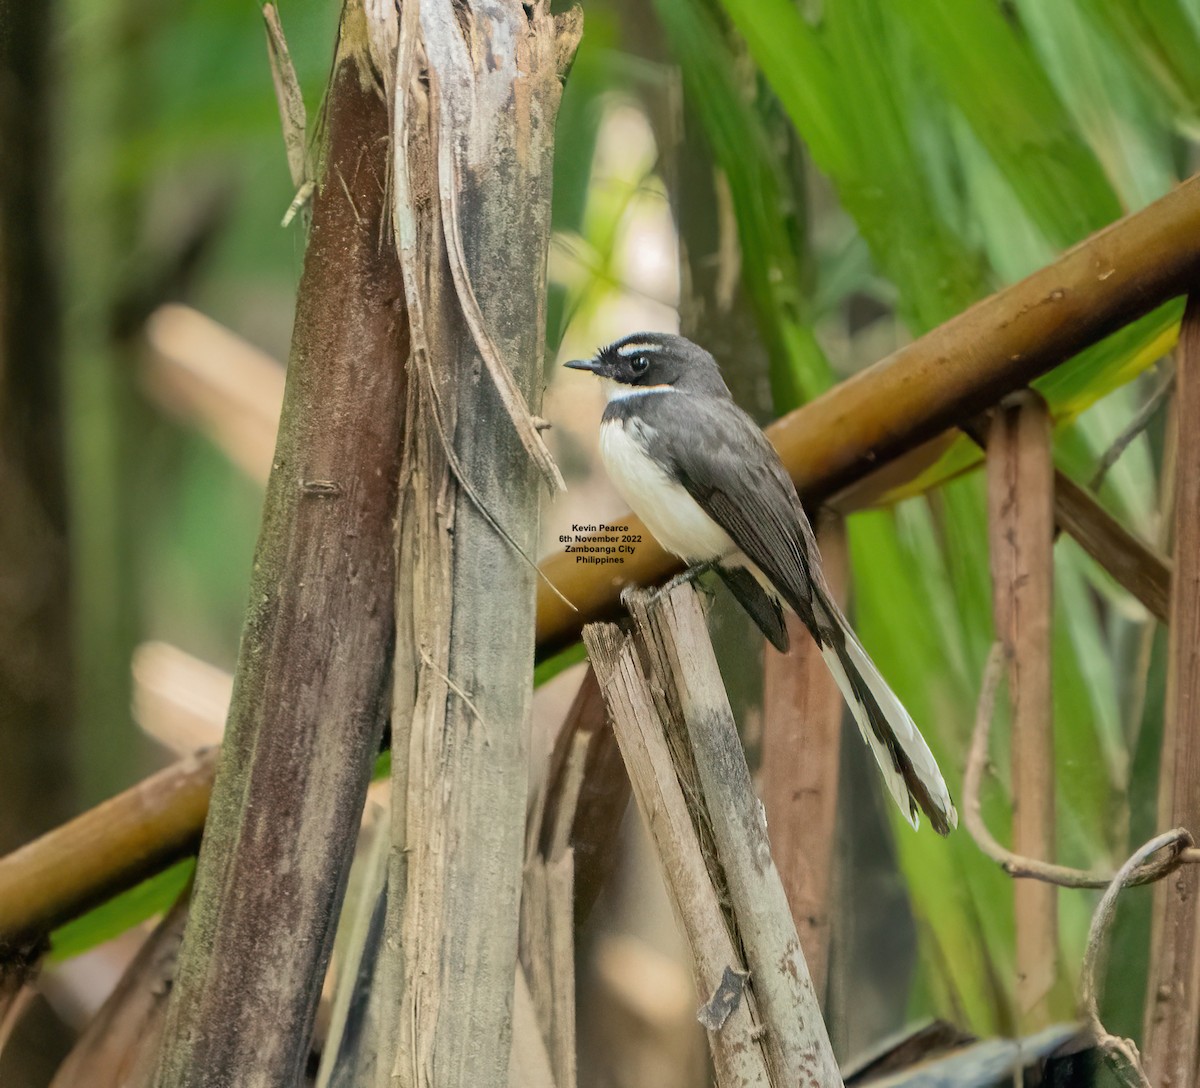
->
xmin=562 ymin=0 xmax=1188 ymax=1042
xmin=48 ymin=0 xmax=1192 ymax=1056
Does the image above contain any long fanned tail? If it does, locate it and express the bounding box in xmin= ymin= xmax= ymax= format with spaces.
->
xmin=816 ymin=606 xmax=957 ymax=836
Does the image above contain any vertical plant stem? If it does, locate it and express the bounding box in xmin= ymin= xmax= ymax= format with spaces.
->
xmin=1143 ymin=293 xmax=1200 ymax=1086
xmin=760 ymin=513 xmax=847 ymax=1001
xmin=151 ymin=5 xmax=408 ymax=1084
xmin=380 ymin=5 xmax=581 ymax=1086
xmin=987 ymin=390 xmax=1060 ymax=1027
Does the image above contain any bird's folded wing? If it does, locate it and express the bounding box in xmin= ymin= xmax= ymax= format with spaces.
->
xmin=661 ymin=395 xmax=822 ymax=621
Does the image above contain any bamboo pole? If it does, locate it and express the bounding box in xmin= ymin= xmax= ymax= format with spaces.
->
xmin=1143 ymin=293 xmax=1200 ymax=1086
xmin=0 ymin=749 xmax=214 ymax=945
xmin=6 ymin=171 xmax=1200 ymax=953
xmin=987 ymin=391 xmax=1061 ymax=1027
xmin=150 ymin=5 xmax=408 ymax=1083
xmin=537 ymin=173 xmax=1200 ymax=655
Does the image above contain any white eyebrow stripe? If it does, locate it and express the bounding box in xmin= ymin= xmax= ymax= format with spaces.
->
xmin=615 ymin=341 xmax=664 ymax=357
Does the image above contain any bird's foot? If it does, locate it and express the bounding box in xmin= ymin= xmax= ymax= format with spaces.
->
xmin=620 ymin=560 xmax=715 ymax=611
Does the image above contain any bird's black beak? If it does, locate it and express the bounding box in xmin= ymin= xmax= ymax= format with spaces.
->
xmin=564 ymin=357 xmax=603 ymax=373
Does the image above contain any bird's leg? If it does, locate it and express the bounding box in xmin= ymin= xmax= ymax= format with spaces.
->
xmin=660 ymin=560 xmax=716 ymax=595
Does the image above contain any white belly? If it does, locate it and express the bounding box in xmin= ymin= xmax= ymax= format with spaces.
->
xmin=599 ymin=418 xmax=734 ymax=562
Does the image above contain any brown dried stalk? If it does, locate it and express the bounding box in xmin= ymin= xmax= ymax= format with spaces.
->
xmin=987 ymin=390 xmax=1059 ymax=1023
xmin=538 ymin=667 xmax=631 ymax=926
xmin=760 ymin=513 xmax=847 ymax=1001
xmin=150 ymin=4 xmax=408 ymax=1082
xmin=50 ymin=888 xmax=190 ymax=1087
xmin=1144 ymin=292 xmax=1200 ymax=1085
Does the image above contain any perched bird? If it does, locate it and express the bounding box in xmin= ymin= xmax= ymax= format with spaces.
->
xmin=565 ymin=331 xmax=957 ymax=835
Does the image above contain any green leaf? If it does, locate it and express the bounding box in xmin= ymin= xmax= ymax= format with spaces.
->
xmin=1012 ymin=0 xmax=1177 ymax=211
xmin=897 ymin=0 xmax=1123 ymax=247
xmin=1076 ymin=0 xmax=1200 ymax=125
xmin=535 ymin=641 xmax=587 ymax=688
xmin=719 ymin=0 xmax=990 ymax=331
xmin=49 ymin=859 xmax=195 ymax=962
xmin=652 ymin=0 xmax=835 ymax=405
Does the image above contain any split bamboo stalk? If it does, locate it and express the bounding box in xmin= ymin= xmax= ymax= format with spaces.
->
xmin=538 ymin=173 xmax=1200 ymax=655
xmin=987 ymin=391 xmax=1060 ymax=1028
xmin=583 ymin=622 xmax=774 ymax=1088
xmin=761 ymin=513 xmax=847 ymax=1001
xmin=521 ymin=733 xmax=586 ymax=1088
xmin=627 ymin=585 xmax=843 ymax=1087
xmin=376 ymin=4 xmax=582 ymax=1086
xmin=150 ymin=5 xmax=408 ymax=1083
xmin=511 ymin=967 xmax=559 ymax=1088
xmin=1143 ymin=293 xmax=1200 ymax=1086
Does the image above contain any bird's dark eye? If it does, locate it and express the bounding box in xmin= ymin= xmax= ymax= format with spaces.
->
xmin=632 ymin=356 xmax=650 ymax=375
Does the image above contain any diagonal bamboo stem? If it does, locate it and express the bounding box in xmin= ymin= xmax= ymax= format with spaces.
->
xmin=7 ymin=171 xmax=1200 ymax=956
xmin=537 ymin=173 xmax=1200 ymax=655
xmin=625 ymin=584 xmax=843 ymax=1087
xmin=583 ymin=621 xmax=774 ymax=1088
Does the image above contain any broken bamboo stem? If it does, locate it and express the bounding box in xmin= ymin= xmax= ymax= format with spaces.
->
xmin=628 ymin=584 xmax=843 ymax=1087
xmin=583 ymin=621 xmax=774 ymax=1088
